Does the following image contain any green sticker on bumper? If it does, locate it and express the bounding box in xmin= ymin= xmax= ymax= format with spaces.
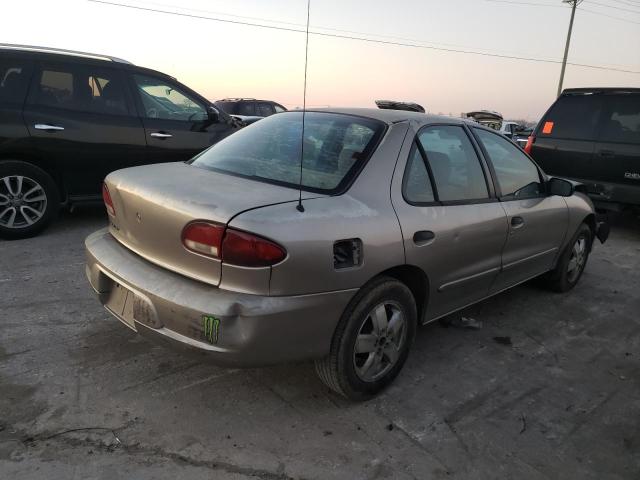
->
xmin=202 ymin=315 xmax=220 ymax=344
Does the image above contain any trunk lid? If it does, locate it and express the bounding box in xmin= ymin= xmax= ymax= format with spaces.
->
xmin=105 ymin=162 xmax=314 ymax=286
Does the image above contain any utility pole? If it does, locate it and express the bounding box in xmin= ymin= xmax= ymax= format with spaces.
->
xmin=557 ymin=0 xmax=582 ymax=97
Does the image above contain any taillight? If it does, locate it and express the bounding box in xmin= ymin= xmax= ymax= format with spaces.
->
xmin=102 ymin=183 xmax=115 ymax=217
xmin=181 ymin=223 xmax=286 ymax=267
xmin=222 ymin=229 xmax=286 ymax=267
xmin=524 ymin=135 xmax=535 ymax=155
xmin=182 ymin=222 xmax=225 ymax=258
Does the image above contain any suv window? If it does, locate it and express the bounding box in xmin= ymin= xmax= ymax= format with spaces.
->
xmin=257 ymin=102 xmax=274 ymax=117
xmin=274 ymin=104 xmax=286 ymax=113
xmin=417 ymin=126 xmax=489 ymax=202
xmin=237 ymin=102 xmax=256 ymax=116
xmin=31 ymin=64 xmax=129 ymax=115
xmin=540 ymin=94 xmax=601 ymax=140
xmin=598 ymin=94 xmax=640 ymax=144
xmin=0 ymin=60 xmax=32 ymax=105
xmin=475 ymin=128 xmax=543 ymax=198
xmin=133 ymin=74 xmax=206 ymax=121
xmin=403 ymin=144 xmax=435 ymax=203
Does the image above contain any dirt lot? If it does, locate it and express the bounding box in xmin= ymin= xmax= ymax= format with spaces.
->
xmin=1 ymin=207 xmax=639 ymax=480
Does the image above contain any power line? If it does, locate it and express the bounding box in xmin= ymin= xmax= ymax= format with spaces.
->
xmin=584 ymin=0 xmax=640 ymax=12
xmin=87 ymin=0 xmax=640 ymax=75
xmin=581 ymin=6 xmax=640 ymax=23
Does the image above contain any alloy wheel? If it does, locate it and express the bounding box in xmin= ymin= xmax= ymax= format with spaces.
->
xmin=353 ymin=301 xmax=407 ymax=382
xmin=567 ymin=235 xmax=587 ymax=283
xmin=0 ymin=175 xmax=48 ymax=229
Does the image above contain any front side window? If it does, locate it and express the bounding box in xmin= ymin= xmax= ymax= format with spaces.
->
xmin=417 ymin=125 xmax=489 ymax=202
xmin=191 ymin=112 xmax=385 ymax=193
xmin=0 ymin=60 xmax=32 ymax=105
xmin=133 ymin=74 xmax=206 ymax=121
xmin=475 ymin=128 xmax=543 ymax=198
xmin=274 ymin=104 xmax=286 ymax=113
xmin=598 ymin=94 xmax=640 ymax=144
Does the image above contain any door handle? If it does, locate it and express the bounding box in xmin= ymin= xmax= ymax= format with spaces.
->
xmin=598 ymin=150 xmax=615 ymax=158
xmin=413 ymin=230 xmax=435 ymax=245
xmin=34 ymin=124 xmax=64 ymax=131
xmin=511 ymin=216 xmax=525 ymax=228
xmin=150 ymin=132 xmax=172 ymax=139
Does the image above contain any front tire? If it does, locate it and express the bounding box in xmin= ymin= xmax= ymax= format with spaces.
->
xmin=545 ymin=223 xmax=592 ymax=292
xmin=315 ymin=276 xmax=417 ymax=400
xmin=0 ymin=161 xmax=59 ymax=240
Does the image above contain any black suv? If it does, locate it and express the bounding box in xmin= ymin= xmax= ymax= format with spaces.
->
xmin=215 ymin=98 xmax=286 ymax=124
xmin=527 ymin=88 xmax=640 ymax=211
xmin=0 ymin=44 xmax=241 ymax=239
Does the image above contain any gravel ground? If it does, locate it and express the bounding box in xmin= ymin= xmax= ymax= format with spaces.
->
xmin=1 ymin=207 xmax=639 ymax=479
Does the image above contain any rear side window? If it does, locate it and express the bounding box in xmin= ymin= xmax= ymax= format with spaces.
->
xmin=475 ymin=128 xmax=543 ymax=198
xmin=417 ymin=126 xmax=489 ymax=202
xmin=237 ymin=102 xmax=256 ymax=116
xmin=31 ymin=64 xmax=129 ymax=115
xmin=403 ymin=144 xmax=435 ymax=204
xmin=257 ymin=102 xmax=274 ymax=117
xmin=540 ymin=94 xmax=601 ymax=140
xmin=0 ymin=59 xmax=33 ymax=105
xmin=598 ymin=94 xmax=640 ymax=144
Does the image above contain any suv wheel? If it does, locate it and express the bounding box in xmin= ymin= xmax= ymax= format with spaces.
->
xmin=315 ymin=276 xmax=417 ymax=400
xmin=545 ymin=223 xmax=592 ymax=292
xmin=0 ymin=161 xmax=59 ymax=239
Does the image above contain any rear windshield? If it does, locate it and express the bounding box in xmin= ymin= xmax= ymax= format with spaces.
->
xmin=539 ymin=94 xmax=602 ymax=140
xmin=191 ymin=112 xmax=386 ymax=194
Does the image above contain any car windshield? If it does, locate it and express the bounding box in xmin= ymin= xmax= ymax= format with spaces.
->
xmin=191 ymin=112 xmax=385 ymax=193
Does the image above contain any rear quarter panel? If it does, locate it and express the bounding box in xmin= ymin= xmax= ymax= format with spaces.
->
xmin=227 ymin=122 xmax=410 ymax=296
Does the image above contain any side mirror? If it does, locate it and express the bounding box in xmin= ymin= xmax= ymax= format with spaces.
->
xmin=207 ymin=106 xmax=220 ymax=123
xmin=548 ymin=177 xmax=574 ymax=197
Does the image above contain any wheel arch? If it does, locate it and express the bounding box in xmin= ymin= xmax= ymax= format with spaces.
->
xmin=374 ymin=265 xmax=430 ymax=324
xmin=0 ymin=154 xmax=66 ymax=203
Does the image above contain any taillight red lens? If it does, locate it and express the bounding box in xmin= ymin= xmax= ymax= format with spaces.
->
xmin=524 ymin=135 xmax=535 ymax=155
xmin=102 ymin=183 xmax=115 ymax=217
xmin=182 ymin=222 xmax=225 ymax=258
xmin=222 ymin=228 xmax=286 ymax=267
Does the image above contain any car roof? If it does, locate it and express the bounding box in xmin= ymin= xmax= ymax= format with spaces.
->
xmin=304 ymin=107 xmax=473 ymax=126
xmin=562 ymin=87 xmax=640 ymax=95
xmin=0 ymin=43 xmax=132 ymax=65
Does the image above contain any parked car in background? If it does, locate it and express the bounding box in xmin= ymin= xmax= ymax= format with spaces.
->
xmin=86 ymin=108 xmax=607 ymax=400
xmin=501 ymin=122 xmax=535 ymax=149
xmin=466 ymin=110 xmax=503 ymax=130
xmin=215 ymin=98 xmax=287 ymax=125
xmin=0 ymin=44 xmax=241 ymax=239
xmin=527 ymin=88 xmax=640 ymax=211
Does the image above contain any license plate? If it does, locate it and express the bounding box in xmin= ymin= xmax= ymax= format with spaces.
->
xmin=105 ymin=282 xmax=137 ymax=331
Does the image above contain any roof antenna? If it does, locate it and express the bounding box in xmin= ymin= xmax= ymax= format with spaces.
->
xmin=296 ymin=0 xmax=311 ymax=213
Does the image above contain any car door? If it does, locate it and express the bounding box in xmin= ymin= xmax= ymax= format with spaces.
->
xmin=0 ymin=57 xmax=34 ymax=157
xmin=22 ymin=60 xmax=146 ymax=197
xmin=473 ymin=128 xmax=569 ymax=293
xmin=391 ymin=124 xmax=508 ymax=322
xmin=592 ymin=93 xmax=640 ymax=197
xmin=130 ymin=73 xmax=232 ymax=164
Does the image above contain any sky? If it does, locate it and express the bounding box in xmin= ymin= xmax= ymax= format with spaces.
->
xmin=2 ymin=0 xmax=640 ymax=120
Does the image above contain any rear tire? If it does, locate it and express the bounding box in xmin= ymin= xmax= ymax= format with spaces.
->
xmin=0 ymin=161 xmax=59 ymax=240
xmin=545 ymin=223 xmax=592 ymax=293
xmin=315 ymin=276 xmax=417 ymax=400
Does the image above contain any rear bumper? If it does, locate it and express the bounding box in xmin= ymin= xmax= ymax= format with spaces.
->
xmin=85 ymin=228 xmax=356 ymax=367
